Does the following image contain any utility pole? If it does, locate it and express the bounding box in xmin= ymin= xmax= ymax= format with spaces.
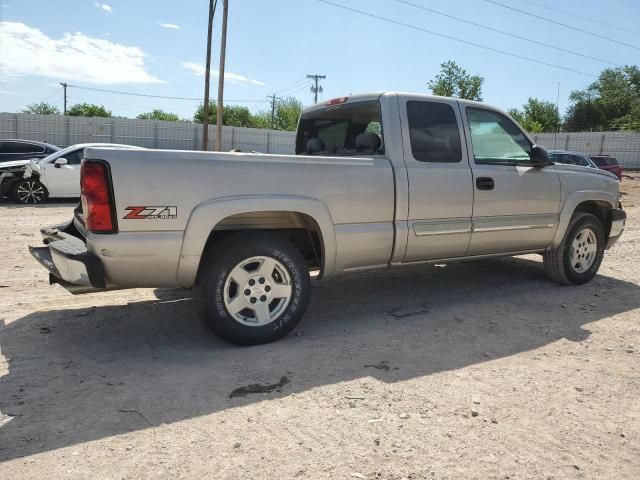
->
xmin=268 ymin=94 xmax=281 ymax=129
xmin=60 ymin=82 xmax=68 ymax=115
xmin=215 ymin=0 xmax=228 ymax=151
xmin=307 ymin=74 xmax=326 ymax=104
xmin=202 ymin=0 xmax=216 ymax=150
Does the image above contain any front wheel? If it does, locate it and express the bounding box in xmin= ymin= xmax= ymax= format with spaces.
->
xmin=194 ymin=231 xmax=311 ymax=345
xmin=13 ymin=178 xmax=48 ymax=204
xmin=543 ymin=212 xmax=605 ymax=285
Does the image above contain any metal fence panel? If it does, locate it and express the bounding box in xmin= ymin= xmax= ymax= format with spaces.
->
xmin=0 ymin=113 xmax=297 ymax=155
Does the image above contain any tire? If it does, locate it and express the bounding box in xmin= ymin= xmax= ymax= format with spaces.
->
xmin=194 ymin=231 xmax=311 ymax=346
xmin=543 ymin=212 xmax=605 ymax=285
xmin=13 ymin=178 xmax=49 ymax=204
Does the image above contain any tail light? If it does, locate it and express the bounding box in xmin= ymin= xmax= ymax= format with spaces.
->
xmin=81 ymin=161 xmax=117 ymax=233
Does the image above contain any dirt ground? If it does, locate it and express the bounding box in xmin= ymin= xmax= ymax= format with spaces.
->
xmin=1 ymin=177 xmax=639 ymax=480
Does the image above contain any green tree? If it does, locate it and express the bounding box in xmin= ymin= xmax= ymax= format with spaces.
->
xmin=137 ymin=109 xmax=180 ymax=121
xmin=508 ymin=98 xmax=560 ymax=133
xmin=193 ymin=97 xmax=302 ymax=130
xmin=564 ymin=65 xmax=640 ymax=131
xmin=272 ymin=96 xmax=302 ymax=131
xmin=250 ymin=97 xmax=302 ymax=131
xmin=22 ymin=102 xmax=60 ymax=115
xmin=67 ymin=103 xmax=112 ymax=117
xmin=428 ymin=60 xmax=483 ymax=101
xmin=193 ymin=102 xmax=253 ymax=127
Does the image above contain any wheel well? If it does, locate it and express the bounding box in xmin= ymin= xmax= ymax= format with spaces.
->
xmin=574 ymin=201 xmax=610 ymax=237
xmin=202 ymin=211 xmax=324 ymax=274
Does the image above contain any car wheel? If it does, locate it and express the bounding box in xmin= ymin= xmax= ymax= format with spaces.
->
xmin=543 ymin=212 xmax=605 ymax=285
xmin=13 ymin=178 xmax=49 ymax=204
xmin=194 ymin=231 xmax=311 ymax=345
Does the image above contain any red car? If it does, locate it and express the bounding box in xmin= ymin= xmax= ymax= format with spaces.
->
xmin=590 ymin=155 xmax=623 ymax=180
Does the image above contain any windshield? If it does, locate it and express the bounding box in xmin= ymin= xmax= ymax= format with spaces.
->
xmin=296 ymin=100 xmax=384 ymax=156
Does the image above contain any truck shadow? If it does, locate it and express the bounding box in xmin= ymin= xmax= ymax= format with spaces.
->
xmin=1 ymin=256 xmax=639 ymax=461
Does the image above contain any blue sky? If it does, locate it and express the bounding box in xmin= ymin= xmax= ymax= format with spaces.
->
xmin=1 ymin=0 xmax=639 ymax=120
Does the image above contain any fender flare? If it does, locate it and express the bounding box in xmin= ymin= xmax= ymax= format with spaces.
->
xmin=176 ymin=194 xmax=337 ymax=288
xmin=552 ymin=190 xmax=616 ymax=247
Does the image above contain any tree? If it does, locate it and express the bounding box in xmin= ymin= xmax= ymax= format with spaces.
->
xmin=428 ymin=60 xmax=483 ymax=101
xmin=194 ymin=102 xmax=253 ymax=127
xmin=508 ymin=98 xmax=560 ymax=133
xmin=272 ymin=96 xmax=303 ymax=131
xmin=192 ymin=97 xmax=302 ymax=130
xmin=67 ymin=103 xmax=112 ymax=117
xmin=22 ymin=102 xmax=60 ymax=115
xmin=564 ymin=65 xmax=640 ymax=131
xmin=137 ymin=109 xmax=180 ymax=121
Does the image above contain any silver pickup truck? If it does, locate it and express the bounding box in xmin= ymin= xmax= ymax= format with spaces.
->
xmin=30 ymin=92 xmax=626 ymax=345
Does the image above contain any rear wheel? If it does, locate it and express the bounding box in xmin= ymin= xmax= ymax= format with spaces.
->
xmin=543 ymin=212 xmax=605 ymax=285
xmin=194 ymin=231 xmax=311 ymax=345
xmin=13 ymin=178 xmax=48 ymax=204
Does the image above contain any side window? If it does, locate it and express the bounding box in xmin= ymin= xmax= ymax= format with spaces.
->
xmin=407 ymin=101 xmax=462 ymax=163
xmin=10 ymin=142 xmax=45 ymax=154
xmin=574 ymin=155 xmax=590 ymax=167
xmin=65 ymin=150 xmax=84 ymax=165
xmin=466 ymin=108 xmax=531 ymax=165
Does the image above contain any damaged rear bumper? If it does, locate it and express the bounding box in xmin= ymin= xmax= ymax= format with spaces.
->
xmin=29 ymin=220 xmax=108 ymax=294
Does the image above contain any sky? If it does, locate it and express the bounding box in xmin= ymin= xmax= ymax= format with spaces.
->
xmin=0 ymin=0 xmax=639 ymax=120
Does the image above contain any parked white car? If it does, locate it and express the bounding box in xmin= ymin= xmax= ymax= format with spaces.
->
xmin=14 ymin=143 xmax=143 ymax=204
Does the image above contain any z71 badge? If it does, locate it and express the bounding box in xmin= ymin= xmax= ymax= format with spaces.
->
xmin=124 ymin=206 xmax=177 ymax=220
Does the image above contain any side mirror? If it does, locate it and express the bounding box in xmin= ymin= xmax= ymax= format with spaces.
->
xmin=530 ymin=145 xmax=552 ymax=168
xmin=54 ymin=157 xmax=68 ymax=168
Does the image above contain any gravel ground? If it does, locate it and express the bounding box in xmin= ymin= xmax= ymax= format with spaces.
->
xmin=0 ymin=177 xmax=639 ymax=479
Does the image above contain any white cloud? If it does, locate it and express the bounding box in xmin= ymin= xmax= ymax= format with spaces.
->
xmin=0 ymin=89 xmax=18 ymax=95
xmin=180 ymin=62 xmax=266 ymax=86
xmin=0 ymin=22 xmax=162 ymax=84
xmin=157 ymin=22 xmax=180 ymax=30
xmin=94 ymin=2 xmax=112 ymax=13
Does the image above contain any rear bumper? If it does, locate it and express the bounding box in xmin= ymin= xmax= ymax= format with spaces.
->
xmin=29 ymin=221 xmax=107 ymax=294
xmin=606 ymin=209 xmax=626 ymax=249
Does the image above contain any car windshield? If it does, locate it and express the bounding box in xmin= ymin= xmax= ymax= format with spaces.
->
xmin=296 ymin=100 xmax=384 ymax=156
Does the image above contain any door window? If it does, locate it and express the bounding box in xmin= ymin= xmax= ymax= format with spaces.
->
xmin=3 ymin=141 xmax=45 ymax=154
xmin=64 ymin=150 xmax=84 ymax=165
xmin=467 ymin=108 xmax=531 ymax=165
xmin=406 ymin=101 xmax=462 ymax=163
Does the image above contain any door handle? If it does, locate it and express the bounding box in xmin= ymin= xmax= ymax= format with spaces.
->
xmin=476 ymin=177 xmax=494 ymax=190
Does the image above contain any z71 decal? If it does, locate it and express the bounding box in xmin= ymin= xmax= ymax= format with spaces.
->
xmin=124 ymin=206 xmax=177 ymax=220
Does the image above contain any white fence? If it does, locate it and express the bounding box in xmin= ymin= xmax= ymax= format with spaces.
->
xmin=532 ymin=131 xmax=640 ymax=169
xmin=0 ymin=113 xmax=297 ymax=154
xmin=2 ymin=113 xmax=639 ymax=169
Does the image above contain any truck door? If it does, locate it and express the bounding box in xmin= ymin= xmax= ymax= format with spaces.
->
xmin=460 ymin=106 xmax=561 ymax=255
xmin=400 ymin=98 xmax=474 ymax=262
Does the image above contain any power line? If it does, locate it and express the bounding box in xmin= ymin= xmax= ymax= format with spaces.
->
xmin=482 ymin=0 xmax=640 ymax=51
xmin=316 ymin=0 xmax=598 ymax=77
xmin=273 ymin=77 xmax=309 ymax=95
xmin=66 ymin=84 xmax=265 ymax=103
xmin=394 ymin=0 xmax=622 ymax=67
xmin=515 ymin=0 xmax=640 ymax=37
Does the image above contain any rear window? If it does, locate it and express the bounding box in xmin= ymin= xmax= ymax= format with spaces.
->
xmin=296 ymin=100 xmax=383 ymax=156
xmin=407 ymin=101 xmax=461 ymax=163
